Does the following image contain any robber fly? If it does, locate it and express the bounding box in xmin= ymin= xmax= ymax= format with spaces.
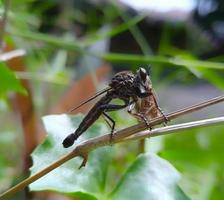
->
xmin=63 ymin=68 xmax=161 ymax=148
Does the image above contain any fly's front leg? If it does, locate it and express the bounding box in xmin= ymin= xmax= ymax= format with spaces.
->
xmin=158 ymin=107 xmax=169 ymax=126
xmin=151 ymin=89 xmax=169 ymax=125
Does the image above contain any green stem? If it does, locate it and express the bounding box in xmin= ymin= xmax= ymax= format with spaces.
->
xmin=0 ymin=0 xmax=10 ymax=51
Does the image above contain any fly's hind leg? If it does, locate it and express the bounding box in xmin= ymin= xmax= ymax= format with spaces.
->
xmin=102 ymin=112 xmax=115 ymax=143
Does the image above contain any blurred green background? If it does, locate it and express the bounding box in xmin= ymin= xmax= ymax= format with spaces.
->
xmin=1 ymin=0 xmax=224 ymax=199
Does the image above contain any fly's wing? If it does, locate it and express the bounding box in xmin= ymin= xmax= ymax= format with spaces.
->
xmin=68 ymin=87 xmax=112 ymax=113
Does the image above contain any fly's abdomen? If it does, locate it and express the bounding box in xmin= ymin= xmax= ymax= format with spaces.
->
xmin=62 ymin=107 xmax=102 ymax=148
xmin=74 ymin=108 xmax=102 ymax=138
xmin=63 ymin=95 xmax=111 ymax=148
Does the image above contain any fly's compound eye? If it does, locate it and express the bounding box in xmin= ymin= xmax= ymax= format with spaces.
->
xmin=137 ymin=68 xmax=150 ymax=87
xmin=135 ymin=67 xmax=151 ymax=98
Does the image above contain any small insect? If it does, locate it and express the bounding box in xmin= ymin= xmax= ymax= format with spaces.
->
xmin=127 ymin=72 xmax=167 ymax=125
xmin=63 ymin=68 xmax=152 ymax=148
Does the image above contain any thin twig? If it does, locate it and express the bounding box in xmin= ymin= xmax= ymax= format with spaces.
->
xmin=122 ymin=116 xmax=224 ymax=142
xmin=1 ymin=95 xmax=224 ymax=199
xmin=111 ymin=94 xmax=224 ymax=143
xmin=0 ymin=0 xmax=10 ymax=51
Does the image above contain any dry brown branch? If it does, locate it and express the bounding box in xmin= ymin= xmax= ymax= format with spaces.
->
xmin=0 ymin=49 xmax=26 ymax=61
xmin=1 ymin=95 xmax=224 ymax=199
xmin=123 ymin=116 xmax=224 ymax=142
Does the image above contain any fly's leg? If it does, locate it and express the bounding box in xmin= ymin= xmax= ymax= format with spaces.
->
xmin=127 ymin=101 xmax=151 ymax=128
xmin=158 ymin=107 xmax=169 ymax=126
xmin=102 ymin=114 xmax=113 ymax=130
xmin=102 ymin=112 xmax=115 ymax=143
xmin=151 ymin=90 xmax=169 ymax=126
xmin=129 ymin=111 xmax=151 ymax=127
xmin=100 ymin=98 xmax=129 ymax=143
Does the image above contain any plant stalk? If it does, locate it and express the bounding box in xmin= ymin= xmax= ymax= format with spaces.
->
xmin=1 ymin=95 xmax=224 ymax=199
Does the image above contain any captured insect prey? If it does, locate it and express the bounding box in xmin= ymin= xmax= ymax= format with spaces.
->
xmin=127 ymin=73 xmax=167 ymax=125
xmin=62 ymin=68 xmax=167 ymax=148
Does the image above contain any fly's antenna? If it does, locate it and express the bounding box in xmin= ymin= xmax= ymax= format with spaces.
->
xmin=68 ymin=87 xmax=112 ymax=113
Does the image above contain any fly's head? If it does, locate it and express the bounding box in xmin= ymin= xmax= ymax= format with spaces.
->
xmin=134 ymin=67 xmax=152 ymax=98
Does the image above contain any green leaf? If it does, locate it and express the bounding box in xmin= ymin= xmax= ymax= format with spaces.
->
xmin=99 ymin=53 xmax=224 ymax=70
xmin=29 ymin=115 xmax=190 ymax=200
xmin=161 ymin=126 xmax=224 ymax=199
xmin=29 ymin=114 xmax=112 ymax=200
xmin=109 ymin=153 xmax=191 ymax=200
xmin=192 ymin=68 xmax=224 ymax=90
xmin=10 ymin=30 xmax=84 ymax=52
xmin=0 ymin=63 xmax=27 ymax=97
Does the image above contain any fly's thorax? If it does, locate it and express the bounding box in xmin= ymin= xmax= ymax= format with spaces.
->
xmin=109 ymin=70 xmax=136 ymax=97
xmin=109 ymin=71 xmax=135 ymax=88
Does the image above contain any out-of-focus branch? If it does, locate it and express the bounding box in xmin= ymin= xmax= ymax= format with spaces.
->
xmin=1 ymin=95 xmax=224 ymax=199
xmin=0 ymin=49 xmax=26 ymax=61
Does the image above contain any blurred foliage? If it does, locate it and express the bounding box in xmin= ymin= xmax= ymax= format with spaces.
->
xmin=0 ymin=0 xmax=224 ymax=200
xmin=0 ymin=63 xmax=27 ymax=96
xmin=30 ymin=115 xmax=190 ymax=200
